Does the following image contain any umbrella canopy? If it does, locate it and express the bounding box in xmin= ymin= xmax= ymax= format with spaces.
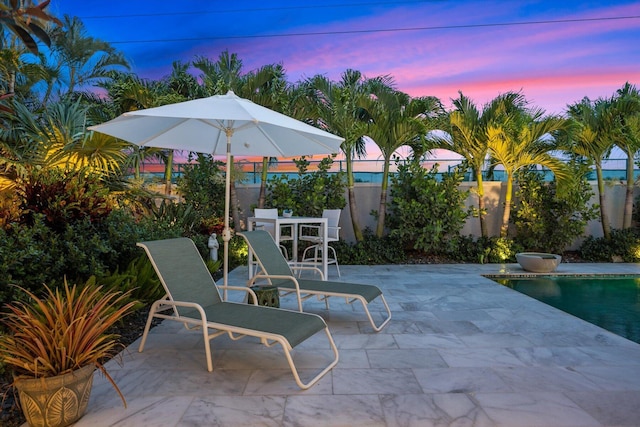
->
xmin=89 ymin=91 xmax=344 ymax=287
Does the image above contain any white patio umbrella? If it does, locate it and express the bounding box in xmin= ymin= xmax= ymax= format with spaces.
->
xmin=89 ymin=90 xmax=344 ymax=288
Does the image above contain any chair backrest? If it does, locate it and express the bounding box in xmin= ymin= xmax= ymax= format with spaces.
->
xmin=254 ymin=208 xmax=278 ymax=234
xmin=137 ymin=238 xmax=222 ymax=315
xmin=240 ymin=231 xmax=295 ymax=284
xmin=323 ymin=209 xmax=341 ymax=240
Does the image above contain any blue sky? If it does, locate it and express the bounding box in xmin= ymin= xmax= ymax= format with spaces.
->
xmin=51 ymin=0 xmax=640 ymax=116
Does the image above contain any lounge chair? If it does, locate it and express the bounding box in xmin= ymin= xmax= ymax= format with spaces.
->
xmin=136 ymin=237 xmax=339 ymax=390
xmin=239 ymin=230 xmax=392 ymax=332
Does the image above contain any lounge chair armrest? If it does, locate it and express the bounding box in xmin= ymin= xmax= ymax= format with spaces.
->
xmin=248 ymin=273 xmax=305 ymax=311
xmin=290 ymin=264 xmax=325 ymax=280
xmin=150 ymin=299 xmax=209 ymax=321
xmin=218 ymin=285 xmax=258 ymax=305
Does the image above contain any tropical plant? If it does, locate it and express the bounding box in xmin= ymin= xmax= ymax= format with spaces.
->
xmin=611 ymin=82 xmax=640 ymax=229
xmin=302 ymin=70 xmax=378 ymax=241
xmin=45 ymin=15 xmax=129 ymax=98
xmin=431 ymin=92 xmax=509 ymax=237
xmin=265 ymin=155 xmax=346 ymax=216
xmin=364 ymin=86 xmax=443 ymax=236
xmin=512 ymin=162 xmax=598 ymax=253
xmin=566 ymin=97 xmax=616 ymax=239
xmin=0 ymin=0 xmax=61 ymax=54
xmin=486 ymin=93 xmax=570 ymax=237
xmin=0 ymin=279 xmax=136 ymax=407
xmin=387 ymin=157 xmax=470 ymax=254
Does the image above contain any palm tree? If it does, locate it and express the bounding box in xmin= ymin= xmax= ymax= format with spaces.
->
xmin=611 ymin=83 xmax=640 ymax=229
xmin=487 ymin=94 xmax=570 ymax=237
xmin=365 ymin=87 xmax=443 ymax=236
xmin=566 ymin=97 xmax=616 ymax=239
xmin=302 ymin=70 xmax=379 ymax=241
xmin=45 ymin=15 xmax=129 ymax=99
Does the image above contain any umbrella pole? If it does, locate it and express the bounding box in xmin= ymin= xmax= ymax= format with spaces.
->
xmin=222 ymin=133 xmax=232 ymax=299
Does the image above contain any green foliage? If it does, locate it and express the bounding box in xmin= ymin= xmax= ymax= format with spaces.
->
xmin=387 ymin=159 xmax=470 ymax=254
xmin=91 ymin=255 xmax=164 ymax=307
xmin=512 ymin=164 xmax=598 ymax=253
xmin=452 ymin=235 xmax=523 ymax=263
xmin=331 ymin=228 xmax=405 ymax=265
xmin=177 ymin=153 xmax=225 ymax=218
xmin=579 ymin=229 xmax=640 ymax=262
xmin=266 ymin=156 xmax=346 ymax=216
xmin=16 ymin=168 xmax=113 ymax=232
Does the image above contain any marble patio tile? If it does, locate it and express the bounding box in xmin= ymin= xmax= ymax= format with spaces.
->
xmin=438 ymin=347 xmax=527 ymax=368
xmin=367 ymin=348 xmax=448 ymax=369
xmin=492 ymin=366 xmax=603 ymax=393
xmin=412 ymin=367 xmax=512 ymax=394
xmin=506 ymin=346 xmax=605 ymax=367
xmin=431 ymin=309 xmax=495 ymax=321
xmin=242 ymin=368 xmax=334 ymax=395
xmin=332 ymin=368 xmax=423 ymax=394
xmin=215 ymin=348 xmax=336 ymax=371
xmin=577 ymin=344 xmax=640 ymax=366
xmin=381 ymin=393 xmax=495 ymax=427
xmin=365 ymin=319 xmax=424 ymax=334
xmin=457 ymin=332 xmax=535 ymax=348
xmin=473 ymin=392 xmax=602 ymax=427
xmin=332 ymin=332 xmax=398 ymax=349
xmin=415 ymin=319 xmax=482 ymax=335
xmin=566 ymin=390 xmax=640 ymax=427
xmin=283 ymin=394 xmax=386 ymax=427
xmin=571 ymin=365 xmax=640 ymax=391
xmin=394 ymin=332 xmax=467 ymax=349
xmin=178 ymin=395 xmax=286 ymax=427
xmin=77 ymin=396 xmax=195 ymax=427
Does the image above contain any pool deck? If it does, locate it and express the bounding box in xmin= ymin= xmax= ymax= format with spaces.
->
xmin=79 ymin=262 xmax=640 ymax=427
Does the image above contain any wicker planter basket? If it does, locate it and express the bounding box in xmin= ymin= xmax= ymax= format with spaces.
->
xmin=14 ymin=365 xmax=95 ymax=427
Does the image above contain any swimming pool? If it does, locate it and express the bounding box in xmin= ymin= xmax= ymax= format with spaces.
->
xmin=493 ymin=276 xmax=640 ymax=344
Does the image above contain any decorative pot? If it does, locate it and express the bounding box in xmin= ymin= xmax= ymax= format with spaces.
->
xmin=516 ymin=252 xmax=562 ymax=273
xmin=14 ymin=365 xmax=95 ymax=427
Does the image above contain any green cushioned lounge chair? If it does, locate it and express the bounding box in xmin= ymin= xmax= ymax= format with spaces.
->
xmin=240 ymin=230 xmax=392 ymax=332
xmin=137 ymin=237 xmax=339 ymax=390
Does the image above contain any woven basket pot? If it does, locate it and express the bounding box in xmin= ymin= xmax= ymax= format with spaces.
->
xmin=14 ymin=365 xmax=95 ymax=427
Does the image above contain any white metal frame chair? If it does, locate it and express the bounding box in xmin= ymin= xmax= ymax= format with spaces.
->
xmin=299 ymin=209 xmax=341 ymax=276
xmin=253 ymin=208 xmax=294 ymax=260
xmin=137 ymin=237 xmax=339 ymax=390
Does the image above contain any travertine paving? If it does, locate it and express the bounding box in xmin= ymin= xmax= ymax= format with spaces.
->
xmin=79 ymin=262 xmax=640 ymax=426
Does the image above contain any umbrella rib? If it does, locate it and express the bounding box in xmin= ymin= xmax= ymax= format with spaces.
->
xmin=136 ymin=118 xmax=188 ymax=147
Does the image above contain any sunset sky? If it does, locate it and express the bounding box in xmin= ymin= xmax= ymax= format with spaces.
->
xmin=51 ymin=1 xmax=640 ymax=160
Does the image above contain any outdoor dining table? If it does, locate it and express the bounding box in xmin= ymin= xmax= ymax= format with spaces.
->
xmin=247 ymin=216 xmax=329 ymax=280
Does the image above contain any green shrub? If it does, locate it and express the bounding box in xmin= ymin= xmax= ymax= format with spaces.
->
xmin=266 ymin=155 xmax=346 ymax=216
xmin=451 ymin=235 xmax=523 ymax=263
xmin=512 ymin=164 xmax=597 ymax=253
xmin=387 ymin=158 xmax=469 ymax=254
xmin=580 ymin=229 xmax=640 ymax=262
xmin=177 ymin=153 xmax=225 ymax=219
xmin=332 ymin=229 xmax=405 ymax=265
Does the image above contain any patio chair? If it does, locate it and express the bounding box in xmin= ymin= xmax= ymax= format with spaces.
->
xmin=136 ymin=237 xmax=339 ymax=390
xmin=253 ymin=208 xmax=294 ymax=260
xmin=299 ymin=209 xmax=341 ymax=276
xmin=239 ymin=230 xmax=392 ymax=332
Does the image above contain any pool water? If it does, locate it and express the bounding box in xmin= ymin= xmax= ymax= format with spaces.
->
xmin=494 ymin=276 xmax=640 ymax=344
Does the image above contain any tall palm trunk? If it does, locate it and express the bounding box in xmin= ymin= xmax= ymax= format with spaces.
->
xmin=596 ymin=164 xmax=611 ymax=239
xmin=623 ymin=155 xmax=634 ymax=228
xmin=500 ymin=174 xmax=514 ymax=238
xmin=258 ymin=156 xmax=268 ymax=208
xmin=164 ymin=150 xmax=174 ymax=195
xmin=376 ymin=156 xmax=391 ymax=237
xmin=346 ymin=156 xmax=363 ymax=241
xmin=475 ymin=169 xmax=488 ymax=237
